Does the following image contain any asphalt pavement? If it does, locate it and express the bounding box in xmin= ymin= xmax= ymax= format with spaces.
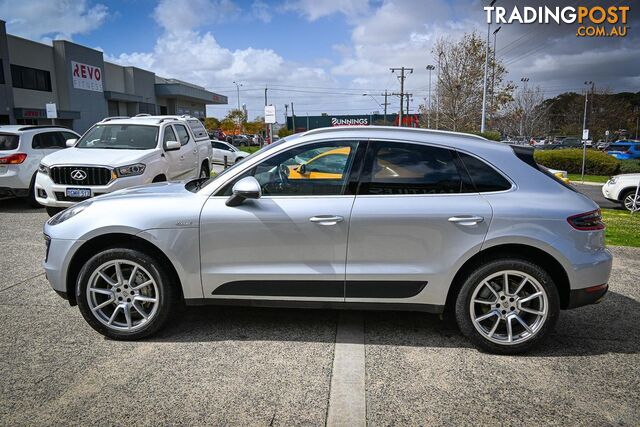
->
xmin=0 ymin=197 xmax=638 ymax=425
xmin=573 ymin=182 xmax=620 ymax=209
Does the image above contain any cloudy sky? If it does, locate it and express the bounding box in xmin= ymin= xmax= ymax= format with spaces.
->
xmin=1 ymin=0 xmax=637 ymax=120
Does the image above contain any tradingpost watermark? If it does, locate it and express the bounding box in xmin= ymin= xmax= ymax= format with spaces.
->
xmin=484 ymin=5 xmax=630 ymax=37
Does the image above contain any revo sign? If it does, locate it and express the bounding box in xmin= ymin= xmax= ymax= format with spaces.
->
xmin=71 ymin=61 xmax=103 ymax=92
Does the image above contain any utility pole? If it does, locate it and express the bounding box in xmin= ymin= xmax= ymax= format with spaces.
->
xmin=284 ymin=104 xmax=289 ymax=130
xmin=291 ymin=102 xmax=296 ymax=132
xmin=426 ymin=65 xmax=435 ymax=128
xmin=490 ymin=26 xmax=501 ymax=127
xmin=481 ymin=0 xmax=497 ymax=133
xmin=405 ymin=93 xmax=413 ymax=126
xmin=519 ymin=77 xmax=529 ymax=136
xmin=581 ymin=81 xmax=594 ymax=182
xmin=382 ymin=90 xmax=389 ymax=126
xmin=390 ymin=67 xmax=413 ymax=127
xmin=232 ymin=81 xmax=242 ymax=110
xmin=264 ymin=87 xmax=269 ymax=146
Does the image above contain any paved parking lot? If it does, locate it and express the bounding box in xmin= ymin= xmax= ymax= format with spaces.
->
xmin=1 ymin=198 xmax=638 ymax=425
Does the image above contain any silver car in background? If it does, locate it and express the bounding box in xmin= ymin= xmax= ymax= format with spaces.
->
xmin=43 ymin=127 xmax=612 ymax=354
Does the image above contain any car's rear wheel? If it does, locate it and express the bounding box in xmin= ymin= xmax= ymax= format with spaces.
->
xmin=76 ymin=248 xmax=177 ymax=340
xmin=200 ymin=163 xmax=209 ymax=178
xmin=455 ymin=258 xmax=559 ymax=354
xmin=621 ymin=188 xmax=640 ymax=212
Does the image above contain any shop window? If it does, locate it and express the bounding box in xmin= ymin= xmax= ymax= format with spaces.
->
xmin=11 ymin=64 xmax=52 ymax=92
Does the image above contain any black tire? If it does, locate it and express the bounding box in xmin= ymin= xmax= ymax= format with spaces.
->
xmin=455 ymin=258 xmax=560 ymax=355
xmin=235 ymin=157 xmax=245 ymax=164
xmin=200 ymin=162 xmax=210 ymax=178
xmin=620 ymin=188 xmax=639 ymax=212
xmin=26 ymin=173 xmax=42 ymax=208
xmin=76 ymin=247 xmax=178 ymax=340
xmin=152 ymin=175 xmax=166 ymax=183
xmin=46 ymin=207 xmax=65 ymax=217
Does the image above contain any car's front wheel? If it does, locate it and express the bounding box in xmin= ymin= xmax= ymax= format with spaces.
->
xmin=46 ymin=207 xmax=65 ymax=217
xmin=455 ymin=258 xmax=559 ymax=354
xmin=621 ymin=188 xmax=640 ymax=212
xmin=76 ymin=248 xmax=177 ymax=340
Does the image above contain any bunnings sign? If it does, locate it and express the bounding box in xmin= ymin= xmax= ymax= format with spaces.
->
xmin=287 ymin=113 xmax=417 ymax=131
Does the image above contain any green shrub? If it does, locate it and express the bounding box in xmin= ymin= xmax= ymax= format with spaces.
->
xmin=619 ymin=159 xmax=640 ymax=174
xmin=534 ymin=149 xmax=620 ymax=175
xmin=469 ymin=130 xmax=501 ymax=141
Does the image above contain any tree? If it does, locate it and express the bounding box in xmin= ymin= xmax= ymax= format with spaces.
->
xmin=496 ymin=84 xmax=547 ymax=138
xmin=204 ymin=117 xmax=220 ymax=131
xmin=278 ymin=127 xmax=294 ymax=138
xmin=220 ymin=109 xmax=247 ymax=134
xmin=431 ymin=32 xmax=513 ymax=133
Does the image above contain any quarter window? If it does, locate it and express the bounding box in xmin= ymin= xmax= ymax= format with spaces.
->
xmin=457 ymin=152 xmax=511 ymax=192
xmin=32 ymin=132 xmax=65 ymax=149
xmin=173 ymin=125 xmax=190 ymax=146
xmin=361 ymin=142 xmax=465 ymax=195
xmin=220 ymin=142 xmax=359 ymax=196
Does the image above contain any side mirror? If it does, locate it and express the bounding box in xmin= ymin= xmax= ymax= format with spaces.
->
xmin=66 ymin=138 xmax=77 ymax=147
xmin=226 ymin=176 xmax=261 ymax=207
xmin=165 ymin=140 xmax=181 ymax=151
xmin=299 ymin=163 xmax=307 ymax=174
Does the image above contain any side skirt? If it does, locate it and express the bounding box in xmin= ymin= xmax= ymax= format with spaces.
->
xmin=184 ymin=298 xmax=444 ymax=314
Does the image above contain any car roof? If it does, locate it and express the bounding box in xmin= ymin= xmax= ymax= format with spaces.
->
xmin=96 ymin=115 xmax=202 ymax=126
xmin=0 ymin=125 xmax=78 ymax=133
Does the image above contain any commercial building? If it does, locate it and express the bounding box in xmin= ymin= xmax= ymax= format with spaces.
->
xmin=286 ymin=113 xmax=420 ymax=132
xmin=0 ymin=20 xmax=227 ymax=132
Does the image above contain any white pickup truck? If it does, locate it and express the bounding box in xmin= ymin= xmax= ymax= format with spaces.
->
xmin=35 ymin=115 xmax=213 ymax=216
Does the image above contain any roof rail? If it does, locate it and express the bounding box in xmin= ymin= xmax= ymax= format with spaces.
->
xmin=16 ymin=125 xmax=71 ymax=131
xmin=134 ymin=113 xmax=151 ymax=117
xmin=100 ymin=116 xmax=130 ymax=122
xmin=302 ymin=125 xmax=487 ymax=141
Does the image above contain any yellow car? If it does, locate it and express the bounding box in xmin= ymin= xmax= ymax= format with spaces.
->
xmin=288 ymin=147 xmax=351 ymax=180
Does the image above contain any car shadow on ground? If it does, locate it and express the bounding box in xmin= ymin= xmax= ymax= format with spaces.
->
xmin=150 ymin=290 xmax=638 ymax=357
xmin=0 ymin=197 xmax=45 ymax=214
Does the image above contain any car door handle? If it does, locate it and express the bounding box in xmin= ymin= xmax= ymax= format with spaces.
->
xmin=193 ymin=149 xmax=198 ymax=154
xmin=448 ymin=215 xmax=484 ymax=225
xmin=309 ymin=215 xmax=344 ymax=225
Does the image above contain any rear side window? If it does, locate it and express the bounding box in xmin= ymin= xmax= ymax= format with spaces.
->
xmin=458 ymin=152 xmax=512 ymax=192
xmin=174 ymin=124 xmax=190 ymax=146
xmin=360 ymin=142 xmax=465 ymax=195
xmin=187 ymin=119 xmax=208 ymax=139
xmin=0 ymin=133 xmax=19 ymax=150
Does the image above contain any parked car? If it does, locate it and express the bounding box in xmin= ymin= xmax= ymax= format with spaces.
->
xmin=211 ymin=140 xmax=249 ymax=165
xmin=606 ymin=141 xmax=640 ymax=160
xmin=547 ymin=168 xmax=570 ymax=184
xmin=227 ymin=134 xmax=251 ymax=147
xmin=35 ymin=115 xmax=213 ymax=216
xmin=536 ymin=137 xmax=583 ymax=151
xmin=602 ymin=173 xmax=640 ymax=211
xmin=209 ymin=129 xmax=227 ymax=142
xmin=42 ymin=126 xmax=612 ymax=354
xmin=596 ymin=141 xmax=610 ymax=151
xmin=0 ymin=125 xmax=80 ymax=205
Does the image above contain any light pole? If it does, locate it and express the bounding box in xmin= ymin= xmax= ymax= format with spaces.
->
xmin=490 ymin=26 xmax=501 ymax=127
xmin=232 ymin=81 xmax=242 ymax=110
xmin=581 ymin=81 xmax=594 ymax=182
xmin=437 ymin=51 xmax=443 ymax=129
xmin=519 ymin=77 xmax=529 ymax=136
xmin=481 ymin=0 xmax=496 ymax=133
xmin=426 ymin=65 xmax=435 ymax=128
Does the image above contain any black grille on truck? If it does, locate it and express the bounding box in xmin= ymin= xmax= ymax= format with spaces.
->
xmin=50 ymin=166 xmax=112 ymax=186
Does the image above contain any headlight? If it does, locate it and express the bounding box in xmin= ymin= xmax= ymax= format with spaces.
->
xmin=47 ymin=202 xmax=91 ymax=226
xmin=38 ymin=163 xmax=50 ymax=175
xmin=608 ymin=177 xmax=617 ymax=185
xmin=115 ymin=163 xmax=146 ymax=177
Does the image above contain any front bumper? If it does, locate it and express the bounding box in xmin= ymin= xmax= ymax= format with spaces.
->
xmin=42 ymin=236 xmax=84 ymax=300
xmin=567 ymin=284 xmax=608 ymax=309
xmin=34 ymin=172 xmax=148 ymax=207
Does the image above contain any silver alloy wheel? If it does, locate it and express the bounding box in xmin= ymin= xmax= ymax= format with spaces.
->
xmin=469 ymin=270 xmax=548 ymax=345
xmin=86 ymin=260 xmax=160 ymax=332
xmin=623 ymin=192 xmax=640 ymax=212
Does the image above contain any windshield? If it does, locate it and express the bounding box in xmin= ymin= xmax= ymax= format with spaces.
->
xmin=0 ymin=133 xmax=19 ymax=150
xmin=76 ymin=124 xmax=159 ymax=150
xmin=194 ymin=134 xmax=298 ymax=193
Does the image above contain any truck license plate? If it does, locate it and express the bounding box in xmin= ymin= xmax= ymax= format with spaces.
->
xmin=66 ymin=188 xmax=91 ymax=198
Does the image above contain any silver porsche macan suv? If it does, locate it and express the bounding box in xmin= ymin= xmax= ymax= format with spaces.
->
xmin=43 ymin=127 xmax=612 ymax=354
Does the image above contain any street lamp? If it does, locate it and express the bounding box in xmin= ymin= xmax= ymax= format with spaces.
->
xmin=481 ymin=0 xmax=496 ymax=133
xmin=362 ymin=93 xmax=383 ymax=109
xmin=426 ymin=65 xmax=435 ymax=128
xmin=232 ymin=81 xmax=242 ymax=110
xmin=490 ymin=26 xmax=501 ymax=126
xmin=519 ymin=77 xmax=529 ymax=136
xmin=581 ymin=81 xmax=594 ymax=182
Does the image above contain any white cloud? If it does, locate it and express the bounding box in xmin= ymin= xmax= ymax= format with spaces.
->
xmin=251 ymin=0 xmax=272 ymax=23
xmin=284 ymin=0 xmax=371 ymax=21
xmin=0 ymin=0 xmax=108 ymax=40
xmin=152 ymin=0 xmax=240 ymax=31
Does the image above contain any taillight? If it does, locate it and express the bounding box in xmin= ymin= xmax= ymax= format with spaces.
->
xmin=567 ymin=209 xmax=605 ymax=231
xmin=0 ymin=153 xmax=27 ymax=164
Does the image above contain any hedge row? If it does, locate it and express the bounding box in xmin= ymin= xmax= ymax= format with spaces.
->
xmin=619 ymin=159 xmax=640 ymax=174
xmin=533 ymin=149 xmax=620 ymax=175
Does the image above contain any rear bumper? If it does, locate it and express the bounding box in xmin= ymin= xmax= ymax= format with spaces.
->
xmin=567 ymin=284 xmax=608 ymax=309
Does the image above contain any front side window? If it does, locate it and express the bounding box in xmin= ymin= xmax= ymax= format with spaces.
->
xmin=361 ymin=142 xmax=464 ymax=195
xmin=220 ymin=141 xmax=359 ymax=196
xmin=76 ymin=125 xmax=159 ymax=150
xmin=173 ymin=124 xmax=190 ymax=146
xmin=163 ymin=126 xmax=177 ymax=145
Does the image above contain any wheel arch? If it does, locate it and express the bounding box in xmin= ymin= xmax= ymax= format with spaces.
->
xmin=445 ymin=243 xmax=571 ymax=312
xmin=65 ymin=233 xmax=183 ymax=306
xmin=618 ymin=186 xmax=639 ymax=201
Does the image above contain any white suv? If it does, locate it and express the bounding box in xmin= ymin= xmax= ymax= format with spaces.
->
xmin=602 ymin=173 xmax=640 ymax=211
xmin=35 ymin=115 xmax=213 ymax=216
xmin=0 ymin=125 xmax=80 ymax=206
